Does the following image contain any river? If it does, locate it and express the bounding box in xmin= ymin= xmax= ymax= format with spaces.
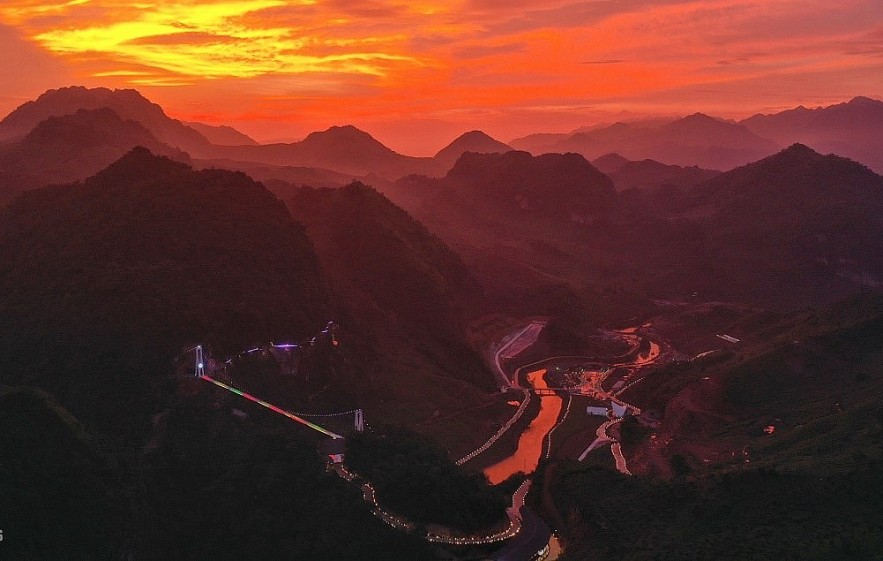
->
xmin=480 ymin=325 xmax=663 ymax=560
xmin=484 ymin=369 xmax=563 ymax=484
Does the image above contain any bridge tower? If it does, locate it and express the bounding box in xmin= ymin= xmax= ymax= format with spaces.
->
xmin=354 ymin=409 xmax=364 ymax=432
xmin=195 ymin=345 xmax=205 ymax=378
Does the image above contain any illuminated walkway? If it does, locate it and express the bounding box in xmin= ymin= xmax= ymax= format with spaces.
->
xmin=200 ymin=374 xmax=343 ymax=439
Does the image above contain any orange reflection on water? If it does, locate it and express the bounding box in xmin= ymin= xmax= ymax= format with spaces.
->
xmin=634 ymin=341 xmax=661 ymax=366
xmin=484 ymin=369 xmax=562 ymax=484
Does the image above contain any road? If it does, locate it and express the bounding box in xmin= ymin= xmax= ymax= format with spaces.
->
xmin=611 ymin=443 xmax=632 ymax=475
xmin=494 ymin=320 xmax=547 ymax=389
xmin=457 ymin=321 xmax=547 ymax=465
xmin=492 ymin=506 xmax=553 ymax=561
xmin=577 ymin=418 xmax=618 ymax=461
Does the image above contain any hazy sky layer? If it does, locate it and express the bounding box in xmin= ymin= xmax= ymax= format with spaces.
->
xmin=1 ymin=0 xmax=881 ymax=154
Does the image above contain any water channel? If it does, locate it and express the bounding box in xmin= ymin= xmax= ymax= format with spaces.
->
xmin=485 ymin=369 xmax=563 ymax=484
xmin=478 ymin=325 xmax=665 ymax=560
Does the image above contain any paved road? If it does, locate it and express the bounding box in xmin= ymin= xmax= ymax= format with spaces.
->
xmin=457 ymin=322 xmax=546 ymax=465
xmin=494 ymin=321 xmax=546 ymax=388
xmin=492 ymin=507 xmax=552 ymax=561
xmin=578 ymin=418 xmax=617 ymax=460
xmin=611 ymin=442 xmax=632 ymax=475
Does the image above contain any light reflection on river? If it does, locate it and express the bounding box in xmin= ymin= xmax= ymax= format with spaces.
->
xmin=632 ymin=341 xmax=661 ymax=366
xmin=484 ymin=369 xmax=562 ymax=484
xmin=547 ymin=535 xmax=562 ymax=559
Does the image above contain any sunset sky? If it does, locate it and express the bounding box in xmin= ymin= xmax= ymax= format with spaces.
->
xmin=1 ymin=0 xmax=881 ymax=154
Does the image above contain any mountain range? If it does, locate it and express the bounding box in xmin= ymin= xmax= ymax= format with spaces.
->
xmin=606 ymin=144 xmax=883 ymax=308
xmin=2 ymin=86 xmax=882 ymax=197
xmin=513 ymin=113 xmax=779 ymax=170
xmin=6 ymin=86 xmax=877 ymax=315
xmin=2 ymin=85 xmax=883 ymax=559
xmin=434 ymin=130 xmax=513 ymax=170
xmin=0 ymin=107 xmax=190 ymax=205
xmin=592 ymin=153 xmax=720 ymax=191
xmin=510 ymin=97 xmax=883 ymax=174
xmin=741 ymin=96 xmax=883 ymax=173
xmin=0 ymin=86 xmax=211 ymax=153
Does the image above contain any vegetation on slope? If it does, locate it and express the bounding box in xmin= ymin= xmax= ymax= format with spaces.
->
xmin=347 ymin=425 xmax=508 ymax=533
xmin=552 ymin=463 xmax=883 ymax=561
xmin=0 ymin=147 xmax=329 ymax=439
xmin=550 ymin=294 xmax=883 ymax=560
xmin=287 ymin=182 xmax=492 ymax=390
xmin=0 ymin=387 xmax=122 ymax=560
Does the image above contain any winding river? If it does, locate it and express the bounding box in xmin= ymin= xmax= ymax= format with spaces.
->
xmin=482 ymin=325 xmax=665 ymax=486
xmin=468 ymin=324 xmax=666 ymax=559
xmin=484 ymin=369 xmax=563 ymax=484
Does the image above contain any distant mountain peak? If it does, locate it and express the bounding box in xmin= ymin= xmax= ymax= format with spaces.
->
xmin=0 ymin=85 xmax=210 ymax=152
xmin=736 ymin=142 xmax=876 ymax=178
xmin=591 ymin=152 xmax=631 ymax=174
xmin=847 ymin=95 xmax=882 ymax=107
xmin=781 ymin=142 xmax=818 ymax=156
xmin=678 ymin=112 xmax=722 ymax=125
xmin=184 ymin=121 xmax=258 ymax=146
xmin=303 ymin=124 xmax=386 ymax=147
xmin=434 ymin=130 xmax=512 ymax=166
xmin=313 ymin=124 xmax=370 ymax=138
xmin=456 ymin=130 xmax=499 ymax=141
xmin=93 ymin=146 xmax=190 ymax=182
xmin=604 ymin=122 xmax=634 ymax=132
xmin=34 ymin=85 xmax=141 ymax=99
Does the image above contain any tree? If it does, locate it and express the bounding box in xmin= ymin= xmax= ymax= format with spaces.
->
xmin=670 ymin=454 xmax=691 ymax=481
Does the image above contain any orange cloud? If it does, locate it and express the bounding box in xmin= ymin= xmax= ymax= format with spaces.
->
xmin=0 ymin=0 xmax=881 ymax=153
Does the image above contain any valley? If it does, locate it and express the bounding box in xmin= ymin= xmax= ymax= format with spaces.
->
xmin=0 ymin=85 xmax=881 ymax=561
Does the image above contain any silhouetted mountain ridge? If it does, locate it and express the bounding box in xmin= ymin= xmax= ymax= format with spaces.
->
xmin=0 ymin=147 xmax=329 ymax=435
xmin=0 ymin=86 xmax=210 ymax=153
xmin=625 ymin=144 xmax=883 ymax=307
xmin=741 ymin=96 xmax=883 ymax=173
xmin=207 ymin=124 xmax=438 ymax=178
xmin=434 ymin=130 xmax=513 ymax=170
xmin=285 ymin=181 xmax=496 ymax=398
xmin=552 ymin=113 xmax=778 ymax=170
xmin=184 ymin=121 xmax=258 ymax=145
xmin=590 ymin=153 xmax=632 ymax=174
xmin=592 ymin=153 xmax=720 ymax=191
xmin=0 ymin=107 xmax=190 ymax=206
xmin=444 ymin=150 xmax=615 ymax=218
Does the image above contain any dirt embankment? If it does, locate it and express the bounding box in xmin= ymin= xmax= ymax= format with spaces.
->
xmin=630 ymin=371 xmax=743 ymax=478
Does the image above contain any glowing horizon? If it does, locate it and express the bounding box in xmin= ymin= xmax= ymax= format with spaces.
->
xmin=1 ymin=0 xmax=882 ymax=154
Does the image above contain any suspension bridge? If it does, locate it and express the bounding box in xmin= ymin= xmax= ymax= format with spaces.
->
xmin=186 ymin=336 xmax=363 ymax=439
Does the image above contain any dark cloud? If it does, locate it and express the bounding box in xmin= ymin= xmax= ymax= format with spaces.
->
xmin=481 ymin=0 xmax=689 ymax=35
xmin=241 ymin=1 xmax=406 ymax=25
xmin=453 ymin=42 xmax=526 ymax=59
xmin=842 ymin=26 xmax=883 ymax=57
xmin=409 ymin=34 xmax=458 ymax=52
xmin=125 ymin=32 xmax=241 ymax=46
xmin=321 ymin=0 xmax=405 ymax=19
